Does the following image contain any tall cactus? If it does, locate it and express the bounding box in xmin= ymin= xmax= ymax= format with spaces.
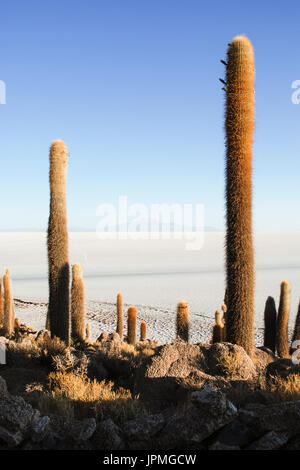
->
xmin=3 ymin=269 xmax=14 ymax=337
xmin=276 ymin=280 xmax=291 ymax=358
xmin=224 ymin=36 xmax=255 ymax=356
xmin=127 ymin=306 xmax=137 ymax=345
xmin=0 ymin=278 xmax=3 ymax=326
xmin=71 ymin=264 xmax=85 ymax=341
xmin=47 ymin=140 xmax=70 ymax=345
xmin=176 ymin=300 xmax=189 ymax=342
xmin=116 ymin=293 xmax=124 ymax=340
xmin=263 ymin=296 xmax=277 ymax=353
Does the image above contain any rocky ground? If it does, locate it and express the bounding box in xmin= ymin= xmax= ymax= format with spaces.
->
xmin=1 ymin=328 xmax=300 ymax=450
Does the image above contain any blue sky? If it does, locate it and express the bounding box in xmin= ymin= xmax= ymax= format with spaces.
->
xmin=0 ymin=0 xmax=299 ymax=232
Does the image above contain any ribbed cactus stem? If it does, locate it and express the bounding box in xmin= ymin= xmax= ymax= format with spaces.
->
xmin=0 ymin=278 xmax=3 ymax=326
xmin=140 ymin=321 xmax=147 ymax=341
xmin=263 ymin=296 xmax=277 ymax=353
xmin=116 ymin=293 xmax=124 ymax=340
xmin=71 ymin=264 xmax=85 ymax=341
xmin=225 ymin=36 xmax=256 ymax=357
xmin=127 ymin=307 xmax=137 ymax=345
xmin=215 ymin=310 xmax=223 ymax=326
xmin=176 ymin=300 xmax=189 ymax=342
xmin=3 ymin=269 xmax=14 ymax=337
xmin=47 ymin=140 xmax=70 ymax=345
xmin=212 ymin=324 xmax=223 ymax=343
xmin=291 ymin=300 xmax=300 ymax=355
xmin=276 ymin=280 xmax=291 ymax=358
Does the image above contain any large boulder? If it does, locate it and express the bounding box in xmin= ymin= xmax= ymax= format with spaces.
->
xmin=207 ymin=343 xmax=257 ymax=381
xmin=123 ymin=413 xmax=165 ymax=450
xmin=156 ymin=385 xmax=237 ymax=449
xmin=134 ymin=341 xmax=208 ymax=408
xmin=91 ymin=418 xmax=125 ymax=450
xmin=0 ymin=394 xmax=40 ymax=447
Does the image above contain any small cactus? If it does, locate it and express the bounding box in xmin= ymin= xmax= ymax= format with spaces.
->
xmin=3 ymin=269 xmax=14 ymax=337
xmin=276 ymin=281 xmax=291 ymax=358
xmin=263 ymin=296 xmax=277 ymax=353
xmin=140 ymin=321 xmax=147 ymax=341
xmin=127 ymin=307 xmax=137 ymax=345
xmin=176 ymin=301 xmax=189 ymax=342
xmin=212 ymin=325 xmax=223 ymax=343
xmin=212 ymin=310 xmax=224 ymax=343
xmin=71 ymin=264 xmax=85 ymax=341
xmin=14 ymin=317 xmax=21 ymax=335
xmin=116 ymin=293 xmax=124 ymax=340
xmin=85 ymin=323 xmax=91 ymax=342
xmin=290 ymin=300 xmax=300 ymax=355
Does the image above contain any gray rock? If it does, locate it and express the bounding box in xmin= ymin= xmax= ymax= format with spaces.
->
xmin=92 ymin=418 xmax=125 ymax=450
xmin=157 ymin=386 xmax=237 ymax=449
xmin=210 ymin=417 xmax=259 ymax=449
xmin=0 ymin=395 xmax=40 ymax=447
xmin=69 ymin=418 xmax=97 ymax=441
xmin=207 ymin=343 xmax=257 ymax=380
xmin=0 ymin=377 xmax=8 ymax=397
xmin=123 ymin=414 xmax=165 ymax=449
xmin=191 ymin=384 xmax=237 ymax=417
xmin=31 ymin=416 xmax=51 ymax=442
xmin=246 ymin=431 xmax=289 ymax=450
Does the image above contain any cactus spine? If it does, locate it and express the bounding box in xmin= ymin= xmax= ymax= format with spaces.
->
xmin=116 ymin=293 xmax=124 ymax=340
xmin=225 ymin=36 xmax=255 ymax=356
xmin=127 ymin=307 xmax=137 ymax=345
xmin=3 ymin=269 xmax=14 ymax=337
xmin=47 ymin=140 xmax=70 ymax=345
xmin=140 ymin=321 xmax=147 ymax=341
xmin=291 ymin=300 xmax=300 ymax=355
xmin=176 ymin=301 xmax=189 ymax=342
xmin=263 ymin=296 xmax=277 ymax=353
xmin=71 ymin=264 xmax=85 ymax=341
xmin=276 ymin=280 xmax=291 ymax=357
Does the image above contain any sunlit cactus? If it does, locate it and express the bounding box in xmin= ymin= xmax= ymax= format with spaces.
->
xmin=212 ymin=310 xmax=224 ymax=343
xmin=116 ymin=292 xmax=124 ymax=340
xmin=224 ymin=36 xmax=256 ymax=356
xmin=276 ymin=280 xmax=291 ymax=358
xmin=221 ymin=303 xmax=227 ymax=341
xmin=291 ymin=300 xmax=300 ymax=355
xmin=14 ymin=317 xmax=21 ymax=336
xmin=176 ymin=300 xmax=189 ymax=342
xmin=263 ymin=296 xmax=277 ymax=353
xmin=140 ymin=321 xmax=147 ymax=341
xmin=3 ymin=269 xmax=14 ymax=337
xmin=71 ymin=264 xmax=85 ymax=341
xmin=0 ymin=278 xmax=3 ymax=326
xmin=47 ymin=140 xmax=70 ymax=345
xmin=127 ymin=307 xmax=137 ymax=345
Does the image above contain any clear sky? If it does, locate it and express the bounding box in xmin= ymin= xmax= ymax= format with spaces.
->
xmin=0 ymin=0 xmax=299 ymax=232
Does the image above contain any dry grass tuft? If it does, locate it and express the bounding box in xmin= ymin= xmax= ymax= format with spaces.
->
xmin=39 ymin=371 xmax=146 ymax=422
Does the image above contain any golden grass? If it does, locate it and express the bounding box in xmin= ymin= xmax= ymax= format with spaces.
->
xmin=39 ymin=371 xmax=146 ymax=422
